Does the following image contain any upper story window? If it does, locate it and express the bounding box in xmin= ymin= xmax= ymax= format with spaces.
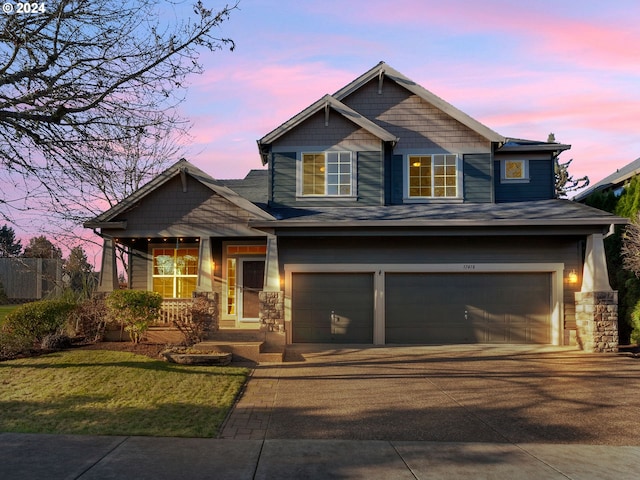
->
xmin=407 ymin=154 xmax=461 ymax=199
xmin=500 ymin=159 xmax=530 ymax=183
xmin=301 ymin=152 xmax=353 ymax=196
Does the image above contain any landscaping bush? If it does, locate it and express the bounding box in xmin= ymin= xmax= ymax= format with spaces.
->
xmin=40 ymin=332 xmax=72 ymax=350
xmin=630 ymin=301 xmax=640 ymax=345
xmin=106 ymin=290 xmax=162 ymax=344
xmin=2 ymin=299 xmax=77 ymax=343
xmin=70 ymin=295 xmax=108 ymax=343
xmin=0 ymin=330 xmax=33 ymax=360
xmin=173 ymin=295 xmax=215 ymax=346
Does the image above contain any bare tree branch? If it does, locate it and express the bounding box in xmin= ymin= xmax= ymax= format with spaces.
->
xmin=0 ymin=0 xmax=237 ymax=232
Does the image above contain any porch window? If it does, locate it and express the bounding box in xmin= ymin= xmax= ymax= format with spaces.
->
xmin=152 ymin=248 xmax=198 ymax=298
xmin=407 ymin=154 xmax=460 ymax=198
xmin=302 ymin=152 xmax=353 ymax=196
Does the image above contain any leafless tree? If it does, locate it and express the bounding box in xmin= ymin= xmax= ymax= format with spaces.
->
xmin=0 ymin=0 xmax=237 ymax=227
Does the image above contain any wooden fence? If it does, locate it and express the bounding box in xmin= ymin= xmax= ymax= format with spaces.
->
xmin=0 ymin=258 xmax=62 ymax=302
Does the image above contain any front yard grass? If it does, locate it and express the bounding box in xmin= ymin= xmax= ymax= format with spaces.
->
xmin=0 ymin=305 xmax=17 ymax=324
xmin=0 ymin=349 xmax=248 ymax=437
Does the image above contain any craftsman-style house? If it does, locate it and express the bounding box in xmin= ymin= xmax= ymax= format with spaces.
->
xmin=86 ymin=62 xmax=625 ymax=353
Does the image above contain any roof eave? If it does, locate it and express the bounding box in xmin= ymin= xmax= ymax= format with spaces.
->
xmin=250 ymin=217 xmax=627 ymax=229
xmin=256 ymin=94 xmax=398 ymax=162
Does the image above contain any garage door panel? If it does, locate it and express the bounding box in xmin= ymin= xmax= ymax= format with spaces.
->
xmin=292 ymin=272 xmax=374 ymax=343
xmin=386 ymin=272 xmax=551 ymax=344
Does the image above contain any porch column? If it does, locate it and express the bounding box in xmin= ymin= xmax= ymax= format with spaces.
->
xmin=263 ymin=234 xmax=280 ymax=292
xmin=196 ymin=237 xmax=213 ymax=293
xmin=581 ymin=233 xmax=612 ymax=292
xmin=575 ymin=233 xmax=618 ymax=353
xmin=97 ymin=238 xmax=118 ymax=292
xmin=259 ymin=234 xmax=284 ymax=334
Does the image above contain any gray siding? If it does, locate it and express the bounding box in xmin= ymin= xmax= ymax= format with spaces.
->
xmin=270 ymin=151 xmax=385 ymax=207
xmin=357 ymin=151 xmax=384 ymax=205
xmin=130 ymin=249 xmax=151 ymax=290
xmin=463 ymin=154 xmax=493 ymax=203
xmin=271 ymin=152 xmax=297 ymax=206
xmin=390 ymin=154 xmax=404 ymax=204
xmin=341 ymin=79 xmax=491 ymax=152
xmin=106 ymin=175 xmax=265 ymax=238
xmin=495 ymin=159 xmax=555 ymax=202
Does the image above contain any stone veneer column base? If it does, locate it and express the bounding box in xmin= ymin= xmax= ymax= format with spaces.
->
xmin=574 ymin=291 xmax=618 ymax=353
xmin=259 ymin=291 xmax=284 ymax=332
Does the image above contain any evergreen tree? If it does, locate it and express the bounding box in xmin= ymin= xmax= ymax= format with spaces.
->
xmin=588 ymin=177 xmax=640 ymax=344
xmin=64 ymin=246 xmax=95 ymax=294
xmin=22 ymin=236 xmax=63 ymax=259
xmin=0 ymin=224 xmax=22 ymax=257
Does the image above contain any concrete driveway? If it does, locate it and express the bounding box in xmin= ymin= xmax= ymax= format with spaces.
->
xmin=221 ymin=345 xmax=640 ymax=445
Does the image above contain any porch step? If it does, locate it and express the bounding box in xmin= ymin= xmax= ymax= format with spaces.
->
xmin=195 ymin=340 xmax=284 ymax=364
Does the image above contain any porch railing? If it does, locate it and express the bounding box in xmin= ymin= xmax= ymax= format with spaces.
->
xmin=158 ymin=299 xmax=192 ymax=325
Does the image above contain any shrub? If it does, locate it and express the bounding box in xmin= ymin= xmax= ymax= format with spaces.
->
xmin=106 ymin=290 xmax=162 ymax=344
xmin=40 ymin=332 xmax=72 ymax=350
xmin=70 ymin=295 xmax=108 ymax=343
xmin=173 ymin=296 xmax=214 ymax=346
xmin=631 ymin=301 xmax=640 ymax=345
xmin=0 ymin=330 xmax=33 ymax=360
xmin=3 ymin=299 xmax=77 ymax=343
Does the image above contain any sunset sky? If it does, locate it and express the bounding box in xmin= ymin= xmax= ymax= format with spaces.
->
xmin=181 ymin=0 xmax=640 ymax=187
xmin=5 ymin=0 xmax=640 ymax=259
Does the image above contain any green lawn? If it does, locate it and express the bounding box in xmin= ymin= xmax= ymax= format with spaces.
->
xmin=0 ymin=305 xmax=17 ymax=324
xmin=0 ymin=349 xmax=248 ymax=437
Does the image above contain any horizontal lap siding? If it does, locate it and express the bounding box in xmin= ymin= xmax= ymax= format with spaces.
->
xmin=495 ymin=159 xmax=555 ymax=202
xmin=271 ymin=152 xmax=297 ymax=206
xmin=342 ymin=79 xmax=491 ymax=152
xmin=357 ymin=151 xmax=384 ymax=205
xmin=463 ymin=154 xmax=492 ymax=203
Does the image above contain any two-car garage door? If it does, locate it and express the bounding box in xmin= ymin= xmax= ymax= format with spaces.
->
xmin=291 ymin=271 xmax=551 ymax=344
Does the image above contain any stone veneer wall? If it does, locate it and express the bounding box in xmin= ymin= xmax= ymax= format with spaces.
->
xmin=574 ymin=291 xmax=618 ymax=353
xmin=259 ymin=291 xmax=284 ymax=332
xmin=193 ymin=291 xmax=220 ymax=333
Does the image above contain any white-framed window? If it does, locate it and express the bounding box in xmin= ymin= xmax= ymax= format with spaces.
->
xmin=406 ymin=154 xmax=461 ymax=199
xmin=500 ymin=159 xmax=530 ymax=183
xmin=152 ymin=247 xmax=199 ymax=298
xmin=301 ymin=151 xmax=353 ymax=196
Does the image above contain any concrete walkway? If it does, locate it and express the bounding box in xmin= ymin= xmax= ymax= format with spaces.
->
xmin=2 ymin=345 xmax=640 ymax=479
xmin=2 ymin=433 xmax=640 ymax=479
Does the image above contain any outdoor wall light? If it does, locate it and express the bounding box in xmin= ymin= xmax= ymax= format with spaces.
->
xmin=568 ymin=270 xmax=579 ymax=284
